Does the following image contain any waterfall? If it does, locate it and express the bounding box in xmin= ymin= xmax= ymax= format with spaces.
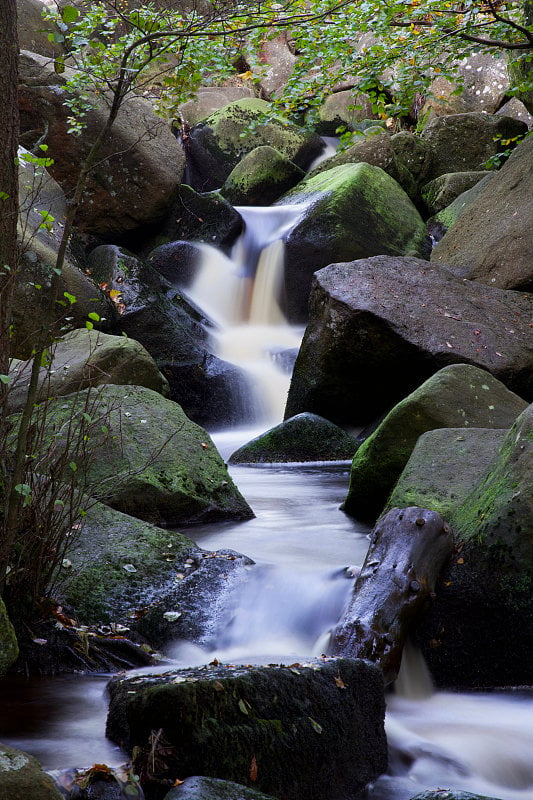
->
xmin=186 ymin=204 xmax=309 ymax=425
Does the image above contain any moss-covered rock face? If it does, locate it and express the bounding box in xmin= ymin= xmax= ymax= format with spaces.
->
xmin=14 ymin=384 xmax=253 ymax=527
xmin=421 ymin=171 xmax=490 ymax=216
xmin=0 ymin=744 xmax=64 ymax=800
xmin=59 ymin=502 xmax=196 ymax=624
xmin=343 ymin=364 xmax=527 ymax=522
xmin=220 ymin=146 xmax=305 ymax=207
xmin=279 ymin=163 xmax=430 ymax=323
xmin=415 ymin=404 xmax=533 ymax=688
xmin=385 ymin=427 xmax=508 ymax=519
xmin=229 ymin=413 xmax=358 ymax=464
xmin=8 ymin=329 xmax=170 ymax=413
xmin=427 ymin=174 xmax=494 ymax=241
xmin=186 ymin=98 xmax=324 ymax=192
xmin=0 ymin=599 xmax=19 ymax=676
xmin=106 ymin=658 xmax=387 ymax=800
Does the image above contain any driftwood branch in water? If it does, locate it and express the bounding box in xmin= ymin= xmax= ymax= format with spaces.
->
xmin=330 ymin=506 xmax=453 ymax=685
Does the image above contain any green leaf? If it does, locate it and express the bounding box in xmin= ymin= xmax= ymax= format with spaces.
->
xmin=238 ymin=699 xmax=250 ymax=715
xmin=87 ymin=311 xmax=100 ymax=322
xmin=69 ymin=461 xmax=77 ymax=472
xmin=308 ymin=717 xmax=323 ymax=734
xmin=61 ymin=5 xmax=80 ymax=23
xmin=54 ymin=55 xmax=66 ymax=75
xmin=85 ymin=320 xmax=94 ymax=331
xmin=63 ymin=291 xmax=77 ymax=305
xmin=0 ymin=374 xmax=10 ymax=384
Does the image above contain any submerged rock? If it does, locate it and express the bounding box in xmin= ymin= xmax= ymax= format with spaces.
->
xmin=229 ymin=413 xmax=358 ymax=463
xmin=343 ymin=364 xmax=527 ymax=521
xmin=163 ymin=776 xmax=278 ymax=800
xmin=106 ymin=657 xmax=387 ymax=800
xmin=284 ymin=257 xmax=533 ymax=426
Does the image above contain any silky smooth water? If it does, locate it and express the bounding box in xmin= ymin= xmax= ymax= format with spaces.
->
xmin=1 ymin=205 xmax=532 ymax=798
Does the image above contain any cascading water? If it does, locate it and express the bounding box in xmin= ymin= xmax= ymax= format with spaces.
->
xmin=2 ymin=202 xmax=533 ymax=800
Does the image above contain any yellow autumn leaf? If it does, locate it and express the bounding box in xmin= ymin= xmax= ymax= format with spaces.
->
xmin=238 ymin=70 xmax=253 ymax=80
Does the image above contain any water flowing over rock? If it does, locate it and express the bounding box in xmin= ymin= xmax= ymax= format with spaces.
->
xmin=343 ymin=364 xmax=527 ymax=522
xmin=106 ymin=658 xmax=387 ymax=800
xmin=431 ymin=133 xmax=533 ymax=291
xmin=330 ymin=507 xmax=453 ymax=685
xmin=284 ymin=257 xmax=533 ymax=426
xmin=280 ymin=165 xmax=430 ymax=322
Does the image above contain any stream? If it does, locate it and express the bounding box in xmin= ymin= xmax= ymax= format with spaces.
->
xmin=1 ymin=202 xmax=533 ymax=800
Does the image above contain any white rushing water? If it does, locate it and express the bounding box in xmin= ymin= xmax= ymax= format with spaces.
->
xmin=2 ymin=202 xmax=533 ymax=799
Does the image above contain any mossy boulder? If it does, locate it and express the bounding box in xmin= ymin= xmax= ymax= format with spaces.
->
xmin=8 ymin=329 xmax=169 ymax=413
xmin=421 ymin=171 xmax=490 ymax=216
xmin=106 ymin=658 xmax=387 ymax=800
xmin=185 ymin=98 xmax=324 ymax=191
xmin=220 ymin=146 xmax=305 ymax=206
xmin=420 ymin=112 xmax=527 ymax=181
xmin=59 ymin=502 xmax=196 ymax=623
xmin=416 ymin=403 xmax=533 ymax=687
xmin=0 ymin=600 xmax=18 ymax=676
xmin=284 ymin=257 xmax=533 ymax=427
xmin=431 ymin=133 xmax=533 ymax=291
xmin=19 ymin=384 xmax=253 ymax=526
xmin=343 ymin=364 xmax=527 ymax=521
xmin=385 ymin=427 xmax=508 ymax=519
xmin=310 ymin=129 xmax=422 ymax=200
xmin=229 ymin=413 xmax=358 ymax=464
xmin=164 ymin=776 xmax=278 ymax=800
xmin=0 ymin=744 xmax=63 ymax=800
xmin=279 ymin=164 xmax=430 ymax=322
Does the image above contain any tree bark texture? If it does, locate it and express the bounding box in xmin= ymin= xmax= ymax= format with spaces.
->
xmin=330 ymin=506 xmax=453 ymax=685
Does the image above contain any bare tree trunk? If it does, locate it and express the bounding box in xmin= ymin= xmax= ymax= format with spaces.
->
xmin=330 ymin=507 xmax=453 ymax=685
xmin=0 ymin=0 xmax=19 ymax=379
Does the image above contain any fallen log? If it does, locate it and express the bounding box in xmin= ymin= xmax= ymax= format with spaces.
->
xmin=330 ymin=506 xmax=453 ymax=684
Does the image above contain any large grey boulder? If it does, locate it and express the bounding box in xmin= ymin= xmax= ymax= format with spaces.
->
xmin=422 ymin=52 xmax=510 ymax=117
xmin=284 ymin=257 xmax=533 ymax=427
xmin=178 ymin=86 xmax=255 ymax=127
xmin=343 ymin=364 xmax=527 ymax=521
xmin=0 ymin=744 xmax=63 ymax=800
xmin=18 ymin=51 xmax=185 ymax=236
xmin=420 ymin=112 xmax=527 ymax=181
xmin=164 ymin=776 xmax=278 ymax=800
xmin=229 ymin=413 xmax=358 ymax=464
xmin=431 ymin=133 xmax=533 ymax=291
xmin=106 ymin=658 xmax=387 ymax=800
xmin=16 ymin=0 xmax=61 ymax=58
xmin=184 ymin=98 xmax=324 ymax=192
xmin=8 ymin=328 xmax=170 ymax=412
xmin=19 ymin=384 xmax=253 ymax=526
xmin=280 ymin=164 xmax=430 ymax=322
xmin=421 ymin=171 xmax=490 ymax=216
xmin=415 ymin=403 xmax=533 ymax=688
